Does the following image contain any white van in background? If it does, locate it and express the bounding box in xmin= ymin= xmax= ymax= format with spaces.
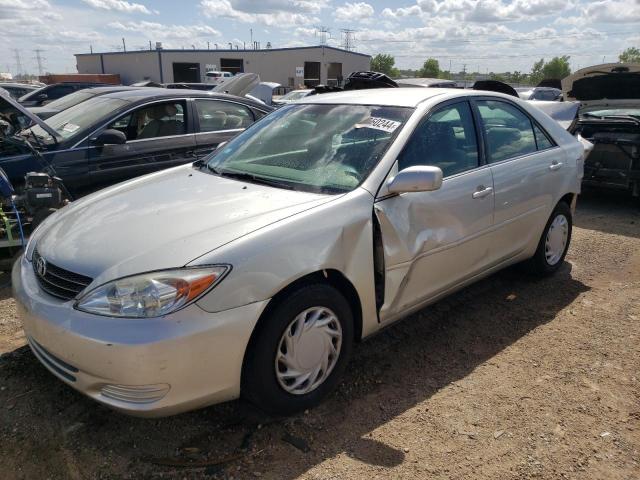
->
xmin=205 ymin=70 xmax=234 ymax=85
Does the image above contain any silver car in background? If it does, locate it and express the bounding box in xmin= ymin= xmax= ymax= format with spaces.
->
xmin=13 ymin=88 xmax=587 ymax=417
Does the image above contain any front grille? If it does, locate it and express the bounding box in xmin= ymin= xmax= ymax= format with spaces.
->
xmin=32 ymin=248 xmax=93 ymax=301
xmin=27 ymin=336 xmax=78 ymax=382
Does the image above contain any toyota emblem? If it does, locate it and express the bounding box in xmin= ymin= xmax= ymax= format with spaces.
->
xmin=36 ymin=257 xmax=47 ymax=278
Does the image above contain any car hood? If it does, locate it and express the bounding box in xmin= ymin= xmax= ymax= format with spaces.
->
xmin=0 ymin=95 xmax=59 ymax=139
xmin=35 ymin=165 xmax=337 ymax=283
xmin=562 ymin=63 xmax=640 ymax=109
xmin=212 ymin=73 xmax=260 ymax=97
xmin=527 ymin=101 xmax=580 ymax=130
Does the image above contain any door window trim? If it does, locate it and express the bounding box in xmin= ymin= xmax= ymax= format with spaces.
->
xmin=75 ymin=97 xmax=193 ymax=148
xmin=395 ymin=98 xmax=485 ymax=176
xmin=374 ymin=98 xmax=486 ymax=201
xmin=192 ymin=97 xmax=257 ymax=133
xmin=469 ymin=96 xmax=560 ymax=166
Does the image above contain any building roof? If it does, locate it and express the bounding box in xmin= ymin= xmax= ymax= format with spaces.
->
xmin=75 ymin=45 xmax=371 ymax=58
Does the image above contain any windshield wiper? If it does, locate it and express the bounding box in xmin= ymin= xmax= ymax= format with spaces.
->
xmin=215 ymin=169 xmax=295 ymax=190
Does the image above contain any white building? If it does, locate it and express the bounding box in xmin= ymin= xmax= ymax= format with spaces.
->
xmin=75 ymin=46 xmax=371 ymax=87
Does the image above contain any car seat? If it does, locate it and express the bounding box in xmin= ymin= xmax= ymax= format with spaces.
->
xmin=138 ymin=105 xmax=184 ymax=139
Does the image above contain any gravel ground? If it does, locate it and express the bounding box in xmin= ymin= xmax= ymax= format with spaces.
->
xmin=0 ymin=190 xmax=638 ymax=480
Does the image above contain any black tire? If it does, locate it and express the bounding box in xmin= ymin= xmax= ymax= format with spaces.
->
xmin=526 ymin=201 xmax=572 ymax=276
xmin=242 ymin=283 xmax=354 ymax=415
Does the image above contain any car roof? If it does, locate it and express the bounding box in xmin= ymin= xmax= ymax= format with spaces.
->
xmin=81 ymin=86 xmax=142 ymax=94
xmin=396 ymin=77 xmax=456 ymax=87
xmin=0 ymin=83 xmax=39 ymax=89
xmin=298 ymin=87 xmax=478 ymax=107
xmin=97 ymin=87 xmax=271 ymax=109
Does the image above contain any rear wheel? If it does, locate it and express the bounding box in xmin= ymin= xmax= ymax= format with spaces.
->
xmin=526 ymin=201 xmax=572 ymax=275
xmin=242 ymin=284 xmax=353 ymax=415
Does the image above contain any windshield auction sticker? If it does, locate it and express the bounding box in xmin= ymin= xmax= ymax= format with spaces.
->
xmin=62 ymin=123 xmax=80 ymax=133
xmin=356 ymin=117 xmax=401 ymax=133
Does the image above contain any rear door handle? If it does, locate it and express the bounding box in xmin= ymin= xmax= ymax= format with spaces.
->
xmin=549 ymin=161 xmax=563 ymax=171
xmin=472 ymin=186 xmax=493 ymax=199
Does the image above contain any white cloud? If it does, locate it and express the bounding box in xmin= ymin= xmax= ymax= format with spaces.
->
xmin=382 ymin=0 xmax=573 ymax=22
xmin=109 ymin=21 xmax=221 ymax=39
xmin=81 ymin=0 xmax=155 ymax=14
xmin=584 ymin=0 xmax=640 ymax=23
xmin=200 ymin=0 xmax=320 ymax=26
xmin=335 ymin=2 xmax=375 ymax=23
xmin=227 ymin=0 xmax=329 ymax=14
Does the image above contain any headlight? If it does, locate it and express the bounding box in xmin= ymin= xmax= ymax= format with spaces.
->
xmin=25 ymin=223 xmax=45 ymax=262
xmin=75 ymin=266 xmax=229 ymax=318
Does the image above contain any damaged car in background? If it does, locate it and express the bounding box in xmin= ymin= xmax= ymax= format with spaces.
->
xmin=563 ymin=63 xmax=640 ymax=198
xmin=0 ymin=77 xmax=271 ymax=269
xmin=14 ymin=88 xmax=589 ymax=417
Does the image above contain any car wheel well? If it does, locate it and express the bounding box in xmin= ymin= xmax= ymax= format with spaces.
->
xmin=241 ymin=270 xmax=363 ymax=389
xmin=558 ymin=193 xmax=574 ymax=209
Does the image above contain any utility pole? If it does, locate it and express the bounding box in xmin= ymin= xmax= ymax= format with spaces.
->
xmin=122 ymin=37 xmax=127 ymax=53
xmin=340 ymin=29 xmax=356 ymax=51
xmin=33 ymin=49 xmax=46 ymax=76
xmin=316 ymin=26 xmax=330 ymax=46
xmin=13 ymin=49 xmax=23 ymax=77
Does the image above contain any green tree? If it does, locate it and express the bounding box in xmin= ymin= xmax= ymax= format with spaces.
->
xmin=529 ymin=56 xmax=571 ymax=85
xmin=419 ymin=58 xmax=440 ymax=78
xmin=619 ymin=47 xmax=640 ymax=63
xmin=529 ymin=58 xmax=545 ymax=85
xmin=370 ymin=54 xmax=399 ymax=77
xmin=542 ymin=55 xmax=571 ymax=80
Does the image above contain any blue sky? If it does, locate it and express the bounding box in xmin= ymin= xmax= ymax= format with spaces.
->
xmin=1 ymin=0 xmax=639 ymax=76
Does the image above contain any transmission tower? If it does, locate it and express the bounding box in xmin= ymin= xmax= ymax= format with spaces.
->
xmin=341 ymin=29 xmax=357 ymax=52
xmin=33 ymin=49 xmax=46 ymax=76
xmin=13 ymin=49 xmax=23 ymax=76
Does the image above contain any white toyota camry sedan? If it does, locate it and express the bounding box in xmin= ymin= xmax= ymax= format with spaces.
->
xmin=13 ymin=88 xmax=587 ymax=417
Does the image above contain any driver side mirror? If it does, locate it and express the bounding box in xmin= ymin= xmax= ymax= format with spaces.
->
xmin=387 ymin=166 xmax=443 ymax=194
xmin=91 ymin=129 xmax=127 ymax=146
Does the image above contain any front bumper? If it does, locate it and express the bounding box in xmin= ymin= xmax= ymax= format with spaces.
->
xmin=12 ymin=256 xmax=268 ymax=417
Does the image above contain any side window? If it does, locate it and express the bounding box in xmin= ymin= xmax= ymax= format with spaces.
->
xmin=107 ymin=102 xmax=186 ymax=141
xmin=398 ymin=101 xmax=479 ymax=177
xmin=534 ymin=124 xmax=554 ymax=150
xmin=195 ymin=100 xmax=253 ymax=132
xmin=476 ymin=100 xmax=537 ymax=163
xmin=47 ymin=85 xmax=75 ymax=100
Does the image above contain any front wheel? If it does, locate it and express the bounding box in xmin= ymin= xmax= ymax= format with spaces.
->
xmin=242 ymin=284 xmax=354 ymax=415
xmin=526 ymin=201 xmax=572 ymax=275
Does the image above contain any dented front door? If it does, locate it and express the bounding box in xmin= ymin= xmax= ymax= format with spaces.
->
xmin=375 ymin=168 xmax=495 ymax=323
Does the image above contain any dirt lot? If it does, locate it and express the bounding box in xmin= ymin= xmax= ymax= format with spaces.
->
xmin=0 ymin=191 xmax=638 ymax=480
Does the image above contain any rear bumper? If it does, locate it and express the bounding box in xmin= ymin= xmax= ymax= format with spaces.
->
xmin=12 ymin=255 xmax=268 ymax=417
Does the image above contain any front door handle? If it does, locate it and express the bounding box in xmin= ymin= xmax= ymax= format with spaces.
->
xmin=549 ymin=161 xmax=563 ymax=171
xmin=472 ymin=186 xmax=493 ymax=199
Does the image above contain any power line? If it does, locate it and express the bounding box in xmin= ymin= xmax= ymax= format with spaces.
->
xmin=33 ymin=49 xmax=46 ymax=76
xmin=315 ymin=26 xmax=331 ymax=46
xmin=13 ymin=49 xmax=23 ymax=76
